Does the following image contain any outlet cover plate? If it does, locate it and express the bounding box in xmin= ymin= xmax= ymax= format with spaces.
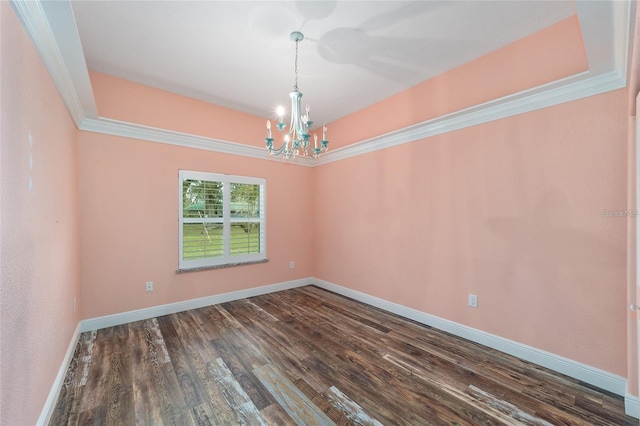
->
xmin=468 ymin=294 xmax=478 ymax=308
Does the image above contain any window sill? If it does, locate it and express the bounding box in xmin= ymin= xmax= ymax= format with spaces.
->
xmin=176 ymin=258 xmax=269 ymax=273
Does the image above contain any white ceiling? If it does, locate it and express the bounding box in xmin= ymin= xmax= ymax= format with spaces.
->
xmin=69 ymin=1 xmax=577 ymax=128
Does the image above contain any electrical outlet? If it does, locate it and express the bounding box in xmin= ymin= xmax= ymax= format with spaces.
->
xmin=468 ymin=294 xmax=478 ymax=308
xmin=289 ymin=261 xmax=295 ymax=269
xmin=146 ymin=281 xmax=154 ymax=292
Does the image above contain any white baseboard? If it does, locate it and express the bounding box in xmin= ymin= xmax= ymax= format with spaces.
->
xmin=626 ymin=393 xmax=640 ymax=418
xmin=311 ymin=279 xmax=630 ymax=401
xmin=37 ymin=322 xmax=81 ymax=426
xmin=79 ymin=278 xmax=312 ymax=332
xmin=40 ymin=278 xmax=312 ymax=423
xmin=43 ymin=278 xmax=639 ymax=421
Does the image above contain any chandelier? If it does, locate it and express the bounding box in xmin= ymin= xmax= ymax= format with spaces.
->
xmin=265 ymin=31 xmax=328 ymax=159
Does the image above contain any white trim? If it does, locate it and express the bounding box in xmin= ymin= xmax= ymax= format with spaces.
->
xmin=613 ymin=0 xmax=635 ymax=83
xmin=43 ymin=279 xmax=639 ymax=421
xmin=39 ymin=278 xmax=311 ymax=423
xmin=626 ymin=393 xmax=640 ymax=419
xmin=36 ymin=323 xmax=81 ymax=426
xmin=79 ymin=278 xmax=311 ymax=332
xmin=312 ymin=278 xmax=628 ymax=398
xmin=9 ymin=0 xmax=97 ymax=126
xmin=11 ymin=0 xmax=635 ymax=167
xmin=315 ymin=70 xmax=623 ymax=165
xmin=77 ymin=71 xmax=626 ymax=168
xmin=79 ymin=117 xmax=315 ymax=166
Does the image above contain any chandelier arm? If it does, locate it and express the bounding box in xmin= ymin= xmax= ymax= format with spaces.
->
xmin=267 ymin=139 xmax=290 ymax=156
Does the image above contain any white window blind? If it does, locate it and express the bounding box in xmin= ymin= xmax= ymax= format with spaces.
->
xmin=179 ymin=170 xmax=266 ymax=269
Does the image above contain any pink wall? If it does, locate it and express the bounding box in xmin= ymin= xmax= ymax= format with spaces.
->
xmin=90 ymin=71 xmax=268 ymax=148
xmin=314 ymin=88 xmax=628 ymax=376
xmin=78 ymin=85 xmax=314 ymax=317
xmin=81 ymin=12 xmax=627 ymax=381
xmin=312 ymin=13 xmax=629 ymax=379
xmin=328 ymin=16 xmax=587 ymax=149
xmin=311 ymin=12 xmax=629 ymax=380
xmin=0 ymin=3 xmax=80 ymax=424
xmin=1 ymin=5 xmax=633 ymax=422
xmin=311 ymin=13 xmax=630 ymax=379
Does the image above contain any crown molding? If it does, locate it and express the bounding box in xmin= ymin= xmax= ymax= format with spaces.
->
xmin=316 ymin=0 xmax=635 ymax=166
xmin=10 ymin=0 xmax=634 ymax=166
xmin=575 ymin=0 xmax=635 ymax=79
xmin=315 ymin=70 xmax=624 ymax=165
xmin=79 ymin=68 xmax=624 ymax=168
xmin=79 ymin=117 xmax=315 ymax=166
xmin=9 ymin=0 xmax=97 ymax=126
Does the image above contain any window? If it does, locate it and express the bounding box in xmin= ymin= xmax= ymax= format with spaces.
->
xmin=179 ymin=170 xmax=266 ymax=270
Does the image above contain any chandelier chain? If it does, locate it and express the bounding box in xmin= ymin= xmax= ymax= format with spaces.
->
xmin=294 ymin=39 xmax=299 ymax=90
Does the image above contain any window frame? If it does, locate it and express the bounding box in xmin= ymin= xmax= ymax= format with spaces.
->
xmin=178 ymin=170 xmax=266 ymax=270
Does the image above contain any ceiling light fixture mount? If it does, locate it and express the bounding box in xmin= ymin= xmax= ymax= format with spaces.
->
xmin=265 ymin=31 xmax=328 ymax=160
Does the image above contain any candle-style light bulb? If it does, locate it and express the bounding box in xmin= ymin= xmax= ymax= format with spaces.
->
xmin=266 ymin=120 xmax=271 ymax=138
xmin=322 ymin=125 xmax=327 ymax=141
xmin=276 ymin=106 xmax=285 ymax=123
xmin=314 ymin=133 xmax=318 ymax=149
xmin=306 ymin=105 xmax=310 ymax=122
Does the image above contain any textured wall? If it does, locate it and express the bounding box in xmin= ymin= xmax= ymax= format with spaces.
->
xmin=0 ymin=2 xmax=80 ymax=424
xmin=1 ymin=4 xmax=634 ymax=423
xmin=77 ymin=75 xmax=314 ymax=319
xmin=314 ymin=88 xmax=628 ymax=376
xmin=312 ymin=12 xmax=629 ymax=378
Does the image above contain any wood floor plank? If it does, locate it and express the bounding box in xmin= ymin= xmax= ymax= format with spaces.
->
xmin=302 ymin=288 xmax=608 ymax=421
xmin=257 ymin=293 xmax=502 ymax=424
xmin=129 ymin=318 xmax=192 ymax=425
xmin=246 ymin=290 xmax=583 ymax=425
xmin=208 ymin=357 xmax=268 ymax=425
xmin=292 ymin=378 xmax=350 ymax=425
xmin=301 ymin=354 xmax=415 ymax=425
xmin=129 ymin=320 xmax=165 ymax=425
xmin=259 ymin=403 xmax=296 ymax=425
xmin=105 ymin=324 xmax=134 ymax=425
xmin=327 ymin=385 xmax=384 ymax=426
xmin=241 ymin=298 xmax=280 ymax=322
xmin=466 ymin=384 xmax=553 ymax=426
xmin=51 ymin=286 xmax=636 ymax=425
xmin=222 ymin=300 xmax=311 ymax=362
xmin=333 ymin=348 xmax=501 ymax=425
xmin=190 ymin=306 xmax=222 ymax=341
xmin=213 ymin=322 xmax=271 ymax=370
xmin=158 ymin=314 xmax=237 ymax=424
xmin=49 ymin=330 xmax=96 ymax=425
xmin=75 ymin=327 xmax=113 ymax=425
xmin=222 ymin=299 xmax=337 ymax=395
xmin=173 ymin=310 xmax=220 ymax=364
xmin=253 ymin=363 xmax=336 ymax=425
xmin=209 ymin=334 xmax=274 ymax=410
xmin=73 ymin=330 xmax=97 ymax=388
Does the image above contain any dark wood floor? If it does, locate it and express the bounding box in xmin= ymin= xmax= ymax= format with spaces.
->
xmin=51 ymin=285 xmax=636 ymax=425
